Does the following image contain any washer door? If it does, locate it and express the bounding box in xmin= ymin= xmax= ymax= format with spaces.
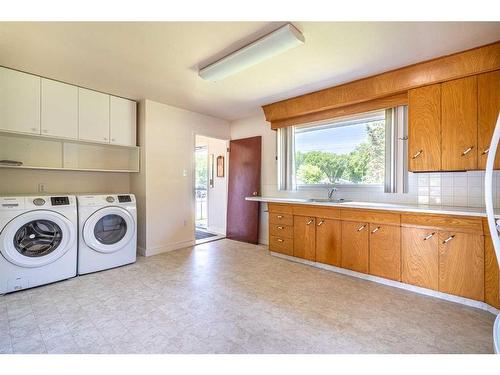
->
xmin=0 ymin=210 xmax=76 ymax=268
xmin=83 ymin=207 xmax=135 ymax=254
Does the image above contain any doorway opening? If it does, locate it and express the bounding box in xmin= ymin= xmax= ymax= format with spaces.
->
xmin=194 ymin=135 xmax=228 ymax=244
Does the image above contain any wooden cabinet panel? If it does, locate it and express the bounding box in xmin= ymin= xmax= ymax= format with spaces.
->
xmin=269 ymin=224 xmax=293 ymax=239
xmin=0 ymin=67 xmax=41 ymax=135
xmin=478 ymin=70 xmax=500 ymax=170
xmin=438 ymin=231 xmax=484 ymax=301
xmin=292 ymin=205 xmax=341 ymax=219
xmin=401 ymin=227 xmax=439 ymax=290
xmin=485 ymin=236 xmax=500 ymax=309
xmin=369 ymin=224 xmax=401 ymax=281
xmin=441 ymin=76 xmax=478 ymax=171
xmin=41 ymin=78 xmax=78 ymax=139
xmin=269 ymin=212 xmax=293 ymax=226
xmin=408 ymin=84 xmax=441 ymax=171
xmin=316 ymin=218 xmax=341 ymax=267
xmin=341 ymin=221 xmax=369 ymax=273
xmin=293 ymin=216 xmax=316 ymax=261
xmin=400 ymin=213 xmax=483 ymax=234
xmin=341 ymin=209 xmax=400 ymax=225
xmin=269 ymin=235 xmax=293 ymax=256
xmin=110 ymin=96 xmax=136 ymax=146
xmin=268 ymin=203 xmax=293 ymax=214
xmin=78 ymin=88 xmax=110 ymax=143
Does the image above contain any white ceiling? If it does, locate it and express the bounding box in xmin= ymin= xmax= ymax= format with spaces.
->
xmin=0 ymin=22 xmax=499 ymax=121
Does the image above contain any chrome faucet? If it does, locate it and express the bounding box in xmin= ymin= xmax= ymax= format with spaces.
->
xmin=327 ymin=186 xmax=338 ymax=200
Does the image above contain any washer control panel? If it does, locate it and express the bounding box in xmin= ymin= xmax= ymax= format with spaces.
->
xmin=33 ymin=198 xmax=46 ymax=206
xmin=106 ymin=196 xmax=115 ymax=203
xmin=50 ymin=196 xmax=70 ymax=206
xmin=118 ymin=195 xmax=132 ymax=203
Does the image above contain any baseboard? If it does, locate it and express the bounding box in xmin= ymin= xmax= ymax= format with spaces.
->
xmin=139 ymin=239 xmax=195 ymax=257
xmin=270 ymin=251 xmax=500 ymax=316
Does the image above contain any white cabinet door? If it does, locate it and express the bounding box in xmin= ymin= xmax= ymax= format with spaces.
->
xmin=0 ymin=67 xmax=41 ymax=135
xmin=41 ymin=78 xmax=78 ymax=139
xmin=78 ymin=88 xmax=110 ymax=143
xmin=110 ymin=96 xmax=136 ymax=146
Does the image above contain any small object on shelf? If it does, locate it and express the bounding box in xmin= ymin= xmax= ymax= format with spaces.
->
xmin=0 ymin=160 xmax=23 ymax=166
xmin=217 ymin=155 xmax=224 ymax=177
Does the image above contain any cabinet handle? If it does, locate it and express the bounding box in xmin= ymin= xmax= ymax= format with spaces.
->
xmin=357 ymin=224 xmax=367 ymax=232
xmin=103 ymin=137 xmax=108 ymax=141
xmin=423 ymin=232 xmax=435 ymax=241
xmin=371 ymin=226 xmax=380 ymax=234
xmin=111 ymin=138 xmax=116 ymax=142
xmin=482 ymin=148 xmax=490 ymax=155
xmin=412 ymin=149 xmax=423 ymax=159
xmin=42 ymin=129 xmax=48 ymax=133
xmin=276 ymin=226 xmax=284 ymax=230
xmin=276 ymin=215 xmax=283 ymax=219
xmin=276 ymin=238 xmax=284 ymax=243
xmin=317 ymin=219 xmax=325 ymax=226
xmin=31 ymin=127 xmax=38 ymax=132
xmin=461 ymin=146 xmax=473 ymax=156
xmin=442 ymin=235 xmax=455 ymax=244
xmin=306 ymin=219 xmax=314 ymax=225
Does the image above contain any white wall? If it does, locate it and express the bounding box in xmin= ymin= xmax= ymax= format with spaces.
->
xmin=131 ymin=100 xmax=230 ymax=256
xmin=230 ymin=112 xmax=500 ymax=245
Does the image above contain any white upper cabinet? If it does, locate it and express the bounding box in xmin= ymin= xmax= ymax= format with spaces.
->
xmin=110 ymin=96 xmax=136 ymax=146
xmin=41 ymin=78 xmax=78 ymax=139
xmin=0 ymin=67 xmax=41 ymax=135
xmin=78 ymin=88 xmax=110 ymax=143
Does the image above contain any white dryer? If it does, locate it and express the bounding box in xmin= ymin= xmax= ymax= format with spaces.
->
xmin=0 ymin=195 xmax=77 ymax=294
xmin=77 ymin=194 xmax=137 ymax=275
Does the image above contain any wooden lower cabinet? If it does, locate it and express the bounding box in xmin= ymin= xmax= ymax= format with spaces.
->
xmin=341 ymin=221 xmax=369 ymax=273
xmin=484 ymin=236 xmax=500 ymax=309
xmin=369 ymin=224 xmax=401 ymax=281
xmin=269 ymin=235 xmax=293 ymax=256
xmin=438 ymin=232 xmax=484 ymax=301
xmin=402 ymin=227 xmax=439 ymax=290
xmin=293 ymin=216 xmax=316 ymax=261
xmin=315 ymin=218 xmax=341 ymax=267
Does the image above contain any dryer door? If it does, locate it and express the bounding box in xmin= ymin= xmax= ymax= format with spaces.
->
xmin=83 ymin=207 xmax=135 ymax=254
xmin=0 ymin=210 xmax=76 ymax=268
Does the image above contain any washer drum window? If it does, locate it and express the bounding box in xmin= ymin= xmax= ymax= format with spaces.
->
xmin=13 ymin=219 xmax=63 ymax=257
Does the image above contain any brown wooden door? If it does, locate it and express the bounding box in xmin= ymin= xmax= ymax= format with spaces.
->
xmin=438 ymin=231 xmax=484 ymax=301
xmin=293 ymin=215 xmax=316 ymax=261
xmin=226 ymin=136 xmax=261 ymax=243
xmin=341 ymin=221 xmax=369 ymax=273
xmin=484 ymin=236 xmax=500 ymax=309
xmin=478 ymin=70 xmax=500 ymax=169
xmin=441 ymin=76 xmax=478 ymax=171
xmin=408 ymin=84 xmax=442 ymax=172
xmin=315 ymin=218 xmax=341 ymax=267
xmin=401 ymin=227 xmax=439 ymax=290
xmin=369 ymin=224 xmax=401 ymax=281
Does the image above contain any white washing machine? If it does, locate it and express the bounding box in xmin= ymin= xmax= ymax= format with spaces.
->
xmin=77 ymin=194 xmax=137 ymax=275
xmin=0 ymin=195 xmax=77 ymax=294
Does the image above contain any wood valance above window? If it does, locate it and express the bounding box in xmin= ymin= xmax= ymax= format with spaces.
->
xmin=262 ymin=41 xmax=500 ymax=130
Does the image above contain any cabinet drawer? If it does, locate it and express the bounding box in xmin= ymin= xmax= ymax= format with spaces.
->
xmin=269 ymin=224 xmax=293 ymax=238
xmin=268 ymin=203 xmax=293 ymax=214
xmin=401 ymin=213 xmax=483 ymax=234
xmin=269 ymin=212 xmax=293 ymax=225
xmin=341 ymin=208 xmax=400 ymax=225
xmin=292 ymin=205 xmax=340 ymax=219
xmin=269 ymin=235 xmax=293 ymax=256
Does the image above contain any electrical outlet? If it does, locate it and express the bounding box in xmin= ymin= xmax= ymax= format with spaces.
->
xmin=37 ymin=183 xmax=46 ymax=193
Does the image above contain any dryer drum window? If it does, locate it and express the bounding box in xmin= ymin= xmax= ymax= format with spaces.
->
xmin=94 ymin=214 xmax=127 ymax=245
xmin=13 ymin=220 xmax=63 ymax=257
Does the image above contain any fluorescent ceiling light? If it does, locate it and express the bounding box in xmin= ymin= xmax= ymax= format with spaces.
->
xmin=199 ymin=23 xmax=305 ymax=81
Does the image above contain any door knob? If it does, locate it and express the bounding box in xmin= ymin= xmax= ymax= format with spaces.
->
xmin=252 ymin=191 xmax=258 ymax=196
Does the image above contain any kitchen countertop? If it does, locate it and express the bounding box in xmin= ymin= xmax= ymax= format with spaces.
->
xmin=245 ymin=196 xmax=500 ymax=218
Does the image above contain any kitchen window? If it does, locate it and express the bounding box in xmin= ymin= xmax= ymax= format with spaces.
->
xmin=277 ymin=106 xmax=408 ymax=193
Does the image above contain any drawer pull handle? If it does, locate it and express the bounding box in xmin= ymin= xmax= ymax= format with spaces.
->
xmin=317 ymin=220 xmax=325 ymax=226
xmin=276 ymin=238 xmax=284 ymax=243
xmin=442 ymin=235 xmax=455 ymax=244
xmin=482 ymin=148 xmax=490 ymax=155
xmin=357 ymin=224 xmax=367 ymax=232
xmin=423 ymin=232 xmax=435 ymax=241
xmin=306 ymin=219 xmax=314 ymax=225
xmin=371 ymin=226 xmax=380 ymax=234
xmin=461 ymin=146 xmax=473 ymax=156
xmin=277 ymin=226 xmax=284 ymax=230
xmin=412 ymin=149 xmax=423 ymax=159
xmin=277 ymin=215 xmax=283 ymax=219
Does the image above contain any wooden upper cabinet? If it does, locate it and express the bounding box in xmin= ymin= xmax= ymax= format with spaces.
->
xmin=438 ymin=231 xmax=484 ymax=301
xmin=441 ymin=76 xmax=478 ymax=171
xmin=315 ymin=218 xmax=341 ymax=267
xmin=41 ymin=78 xmax=78 ymax=139
xmin=0 ymin=67 xmax=41 ymax=135
xmin=408 ymin=84 xmax=441 ymax=172
xmin=341 ymin=221 xmax=369 ymax=274
xmin=478 ymin=70 xmax=500 ymax=169
xmin=293 ymin=216 xmax=316 ymax=261
xmin=369 ymin=224 xmax=401 ymax=281
xmin=401 ymin=227 xmax=439 ymax=290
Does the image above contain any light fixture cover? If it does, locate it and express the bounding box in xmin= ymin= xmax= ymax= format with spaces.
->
xmin=199 ymin=23 xmax=305 ymax=81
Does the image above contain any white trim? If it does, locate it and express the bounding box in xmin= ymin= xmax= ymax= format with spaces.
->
xmin=139 ymin=239 xmax=195 ymax=257
xmin=270 ymin=251 xmax=500 ymax=316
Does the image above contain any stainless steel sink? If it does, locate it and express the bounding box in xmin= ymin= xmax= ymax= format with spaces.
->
xmin=309 ymin=198 xmax=350 ymax=203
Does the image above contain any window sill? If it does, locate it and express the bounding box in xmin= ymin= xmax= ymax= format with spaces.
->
xmin=296 ymin=184 xmax=384 ymax=192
